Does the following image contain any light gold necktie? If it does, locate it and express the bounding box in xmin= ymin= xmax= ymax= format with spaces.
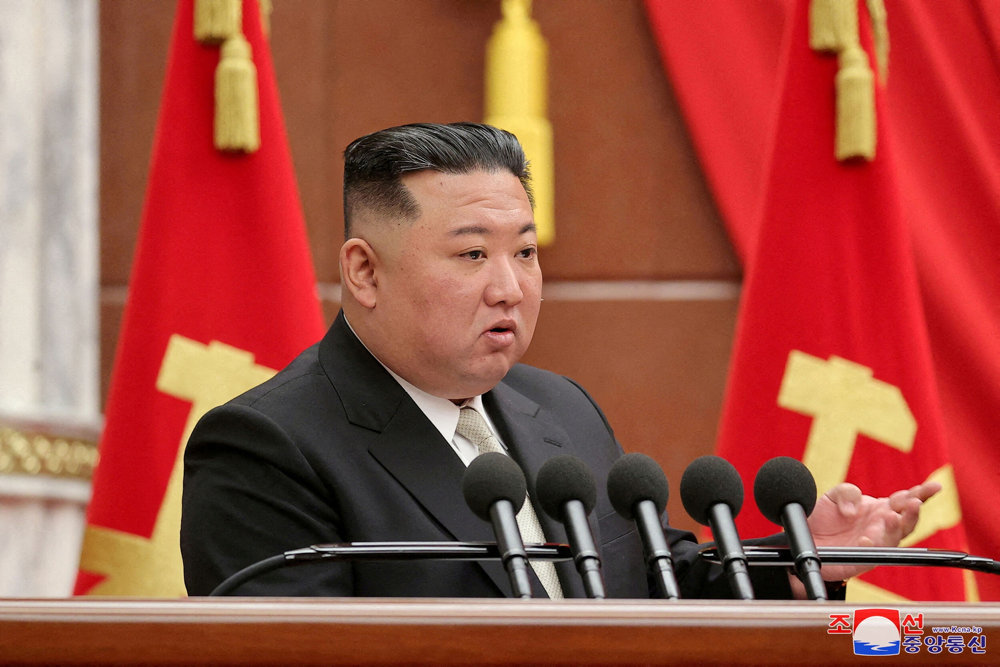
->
xmin=456 ymin=407 xmax=564 ymax=599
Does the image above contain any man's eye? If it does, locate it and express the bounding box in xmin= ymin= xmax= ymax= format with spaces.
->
xmin=518 ymin=247 xmax=537 ymax=259
xmin=464 ymin=250 xmax=485 ymax=260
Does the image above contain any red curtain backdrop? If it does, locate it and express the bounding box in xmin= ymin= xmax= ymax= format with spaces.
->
xmin=76 ymin=0 xmax=325 ymax=595
xmin=647 ymin=0 xmax=1000 ymax=600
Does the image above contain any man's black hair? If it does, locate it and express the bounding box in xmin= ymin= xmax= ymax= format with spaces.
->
xmin=342 ymin=122 xmax=533 ymax=238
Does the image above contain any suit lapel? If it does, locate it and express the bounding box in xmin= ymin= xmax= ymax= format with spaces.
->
xmin=367 ymin=404 xmax=487 ymax=541
xmin=319 ymin=313 xmax=508 ymax=595
xmin=319 ymin=315 xmax=592 ymax=598
xmin=484 ymin=382 xmax=564 ymax=502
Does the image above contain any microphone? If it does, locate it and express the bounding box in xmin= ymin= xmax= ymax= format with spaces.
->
xmin=536 ymin=455 xmax=606 ymax=599
xmin=753 ymin=456 xmax=826 ymax=600
xmin=679 ymin=455 xmax=755 ymax=600
xmin=462 ymin=452 xmax=533 ymax=599
xmin=607 ymin=453 xmax=680 ymax=599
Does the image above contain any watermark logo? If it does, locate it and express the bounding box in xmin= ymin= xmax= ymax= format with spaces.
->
xmin=828 ymin=609 xmax=987 ymax=656
xmin=852 ymin=609 xmax=900 ymax=655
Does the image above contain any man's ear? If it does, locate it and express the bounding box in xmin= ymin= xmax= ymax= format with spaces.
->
xmin=340 ymin=238 xmax=379 ymax=309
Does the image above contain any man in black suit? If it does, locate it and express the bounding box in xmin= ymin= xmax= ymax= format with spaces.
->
xmin=181 ymin=123 xmax=936 ymax=598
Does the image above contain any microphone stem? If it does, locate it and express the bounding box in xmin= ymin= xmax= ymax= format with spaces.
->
xmin=563 ymin=500 xmax=605 ymax=599
xmin=634 ymin=501 xmax=679 ymax=600
xmin=490 ymin=500 xmax=533 ymax=599
xmin=782 ymin=505 xmax=826 ymax=601
xmin=795 ymin=558 xmax=827 ymax=601
xmin=708 ymin=503 xmax=754 ymax=600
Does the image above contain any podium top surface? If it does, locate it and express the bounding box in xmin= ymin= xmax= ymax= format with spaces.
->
xmin=1 ymin=597 xmax=997 ymax=665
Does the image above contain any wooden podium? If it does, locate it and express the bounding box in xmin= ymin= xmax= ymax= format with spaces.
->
xmin=1 ymin=598 xmax=996 ymax=665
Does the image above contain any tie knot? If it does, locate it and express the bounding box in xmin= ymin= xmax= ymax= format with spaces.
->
xmin=456 ymin=407 xmax=502 ymax=454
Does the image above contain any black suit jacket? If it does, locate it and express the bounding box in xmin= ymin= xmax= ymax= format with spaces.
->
xmin=182 ymin=312 xmax=791 ymax=599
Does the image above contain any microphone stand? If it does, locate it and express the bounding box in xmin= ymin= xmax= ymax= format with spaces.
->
xmin=210 ymin=541 xmax=572 ymax=596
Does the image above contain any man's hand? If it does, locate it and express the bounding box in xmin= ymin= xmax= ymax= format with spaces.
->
xmin=807 ymin=480 xmax=941 ymax=582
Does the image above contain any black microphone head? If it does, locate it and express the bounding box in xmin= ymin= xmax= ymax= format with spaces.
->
xmin=679 ymin=455 xmax=744 ymax=526
xmin=606 ymin=452 xmax=670 ymax=520
xmin=462 ymin=452 xmax=527 ymax=521
xmin=753 ymin=456 xmax=818 ymax=525
xmin=535 ymin=454 xmax=598 ymax=520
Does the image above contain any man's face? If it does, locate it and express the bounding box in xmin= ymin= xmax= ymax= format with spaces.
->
xmin=370 ymin=169 xmax=541 ymax=400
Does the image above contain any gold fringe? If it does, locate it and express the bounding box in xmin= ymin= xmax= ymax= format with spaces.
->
xmin=835 ymin=44 xmax=876 ymax=160
xmin=214 ymin=32 xmax=261 ymax=153
xmin=484 ymin=0 xmax=555 ymax=246
xmin=194 ymin=0 xmax=242 ymax=44
xmin=0 ymin=424 xmax=98 ymax=481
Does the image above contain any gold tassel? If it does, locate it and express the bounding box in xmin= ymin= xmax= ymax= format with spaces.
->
xmin=810 ymin=0 xmax=856 ymax=52
xmin=810 ymin=0 xmax=839 ymax=51
xmin=194 ymin=0 xmax=242 ymax=44
xmin=835 ymin=44 xmax=876 ymax=160
xmin=811 ymin=0 xmax=881 ymax=161
xmin=484 ymin=0 xmax=555 ymax=246
xmin=214 ymin=33 xmax=260 ymax=153
xmin=866 ymin=0 xmax=889 ymax=84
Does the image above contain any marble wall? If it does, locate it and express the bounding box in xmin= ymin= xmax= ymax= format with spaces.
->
xmin=0 ymin=0 xmax=100 ymax=596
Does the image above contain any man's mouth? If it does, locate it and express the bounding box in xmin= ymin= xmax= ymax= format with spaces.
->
xmin=486 ymin=319 xmax=517 ymax=335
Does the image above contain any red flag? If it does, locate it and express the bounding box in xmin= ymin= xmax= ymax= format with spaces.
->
xmin=75 ymin=0 xmax=325 ymax=596
xmin=646 ymin=0 xmax=1000 ymax=601
xmin=879 ymin=0 xmax=1000 ymax=602
xmin=645 ymin=0 xmax=791 ymax=263
xmin=711 ymin=0 xmax=973 ymax=602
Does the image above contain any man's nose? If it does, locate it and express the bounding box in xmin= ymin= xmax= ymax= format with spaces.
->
xmin=484 ymin=257 xmax=524 ymax=306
